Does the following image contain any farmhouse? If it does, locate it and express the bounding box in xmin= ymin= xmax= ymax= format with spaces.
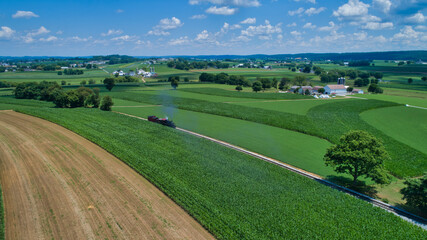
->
xmin=324 ymin=85 xmax=347 ymax=95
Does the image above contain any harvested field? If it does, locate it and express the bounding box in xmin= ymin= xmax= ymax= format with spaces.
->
xmin=0 ymin=110 xmax=212 ymax=240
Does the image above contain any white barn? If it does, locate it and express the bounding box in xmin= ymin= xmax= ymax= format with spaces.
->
xmin=324 ymin=85 xmax=347 ymax=95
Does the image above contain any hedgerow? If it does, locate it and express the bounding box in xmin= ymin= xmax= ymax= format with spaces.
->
xmin=13 ymin=106 xmax=426 ymax=239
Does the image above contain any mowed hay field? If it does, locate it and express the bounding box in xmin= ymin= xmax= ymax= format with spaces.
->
xmin=0 ymin=111 xmax=212 ymax=240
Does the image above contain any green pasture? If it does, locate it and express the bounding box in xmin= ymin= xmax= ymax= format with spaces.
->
xmin=356 ymin=89 xmax=427 ymax=108
xmin=230 ymin=98 xmax=348 ymax=115
xmin=113 ymin=104 xmax=334 ymax=176
xmin=102 ymin=62 xmax=148 ymax=74
xmin=140 ymin=89 xmax=263 ymax=103
xmin=361 ymin=106 xmax=427 ymax=155
xmin=0 ymin=69 xmax=108 ymax=85
xmin=179 ymin=88 xmax=313 ymax=99
xmin=1 ymin=100 xmax=421 ymax=239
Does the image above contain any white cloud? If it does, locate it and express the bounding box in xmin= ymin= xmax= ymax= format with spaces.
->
xmin=353 ymin=32 xmax=368 ymax=41
xmin=12 ymin=11 xmax=39 ymax=19
xmin=56 ymin=30 xmax=63 ymax=35
xmin=116 ymin=9 xmax=124 ymax=13
xmin=101 ymin=29 xmax=123 ymax=36
xmin=39 ymin=36 xmax=58 ymax=42
xmin=230 ymin=24 xmax=242 ymax=29
xmin=22 ymin=36 xmax=34 ymax=43
xmin=305 ymin=7 xmax=326 ymax=16
xmin=191 ymin=14 xmax=207 ymax=19
xmin=135 ymin=40 xmax=152 ymax=46
xmin=28 ymin=26 xmax=50 ymax=37
xmin=71 ymin=36 xmax=92 ymax=42
xmin=189 ymin=0 xmax=260 ymax=7
xmin=0 ymin=26 xmax=15 ymax=39
xmin=231 ymin=35 xmax=251 ymax=42
xmin=241 ymin=18 xmax=256 ymax=24
xmin=157 ymin=17 xmax=184 ymax=30
xmin=196 ymin=30 xmax=210 ymax=41
xmin=290 ymin=30 xmax=301 ymax=37
xmin=333 ymin=0 xmax=369 ymax=21
xmin=147 ymin=30 xmax=170 ymax=36
xmin=111 ymin=35 xmax=137 ymax=41
xmin=405 ymin=13 xmax=426 ymax=24
xmin=287 ymin=22 xmax=297 ymax=27
xmin=373 ymin=0 xmax=391 ymax=13
xmin=415 ymin=25 xmax=427 ymax=30
xmin=361 ymin=21 xmax=393 ymax=30
xmin=288 ymin=8 xmax=304 ymax=16
xmin=373 ymin=35 xmax=387 ymax=43
xmin=169 ymin=36 xmax=190 ymax=45
xmin=318 ymin=21 xmax=338 ymax=31
xmin=303 ymin=22 xmax=316 ymax=29
xmin=147 ymin=17 xmax=183 ymax=36
xmin=393 ymin=26 xmax=425 ymax=41
xmin=241 ymin=20 xmax=282 ymax=40
xmin=293 ymin=0 xmax=316 ymax=3
xmin=206 ymin=6 xmax=237 ymax=15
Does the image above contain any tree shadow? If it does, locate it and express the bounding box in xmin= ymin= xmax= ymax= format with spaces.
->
xmin=325 ymin=175 xmax=378 ymax=198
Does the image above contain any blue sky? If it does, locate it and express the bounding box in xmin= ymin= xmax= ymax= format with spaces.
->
xmin=0 ymin=0 xmax=426 ymax=56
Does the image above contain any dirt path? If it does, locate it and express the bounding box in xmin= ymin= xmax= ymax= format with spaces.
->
xmin=0 ymin=110 xmax=213 ymax=240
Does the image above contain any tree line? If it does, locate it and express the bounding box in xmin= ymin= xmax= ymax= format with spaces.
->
xmin=167 ymin=59 xmax=229 ymax=70
xmin=13 ymin=81 xmax=113 ymax=111
xmin=59 ymin=69 xmax=84 ymax=75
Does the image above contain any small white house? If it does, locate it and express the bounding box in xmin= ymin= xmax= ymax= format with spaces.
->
xmin=324 ymin=85 xmax=347 ymax=95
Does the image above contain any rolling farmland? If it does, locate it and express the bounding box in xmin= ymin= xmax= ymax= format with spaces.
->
xmin=0 ymin=59 xmax=426 ymax=238
xmin=8 ymin=105 xmax=425 ymax=239
xmin=0 ymin=110 xmax=212 ymax=240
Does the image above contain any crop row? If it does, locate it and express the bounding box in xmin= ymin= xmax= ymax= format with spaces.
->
xmin=10 ymin=104 xmax=426 ymax=239
xmin=108 ymin=91 xmax=426 ymax=177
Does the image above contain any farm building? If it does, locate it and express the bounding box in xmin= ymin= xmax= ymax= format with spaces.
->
xmin=289 ymin=86 xmax=299 ymax=92
xmin=312 ymin=86 xmax=324 ymax=94
xmin=324 ymin=85 xmax=347 ymax=95
xmin=352 ymin=89 xmax=364 ymax=94
xmin=298 ymin=86 xmax=313 ymax=95
xmin=112 ymin=70 xmax=125 ymax=76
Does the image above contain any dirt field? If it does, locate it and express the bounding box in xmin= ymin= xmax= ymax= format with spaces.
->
xmin=0 ymin=110 xmax=213 ymax=240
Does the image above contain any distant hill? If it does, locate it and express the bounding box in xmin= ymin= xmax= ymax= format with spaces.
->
xmin=183 ymin=51 xmax=427 ymax=61
xmin=1 ymin=51 xmax=427 ymax=61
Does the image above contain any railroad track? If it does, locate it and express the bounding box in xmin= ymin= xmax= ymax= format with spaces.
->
xmin=115 ymin=111 xmax=427 ymax=229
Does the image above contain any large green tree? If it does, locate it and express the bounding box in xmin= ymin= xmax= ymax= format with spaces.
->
xmin=252 ymin=81 xmax=262 ymax=93
xmin=324 ymin=130 xmax=391 ymax=185
xmin=100 ymin=95 xmax=114 ymax=111
xmin=171 ymin=79 xmax=179 ymax=89
xmin=103 ymin=77 xmax=115 ymax=91
xmin=400 ymin=176 xmax=426 ymax=211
